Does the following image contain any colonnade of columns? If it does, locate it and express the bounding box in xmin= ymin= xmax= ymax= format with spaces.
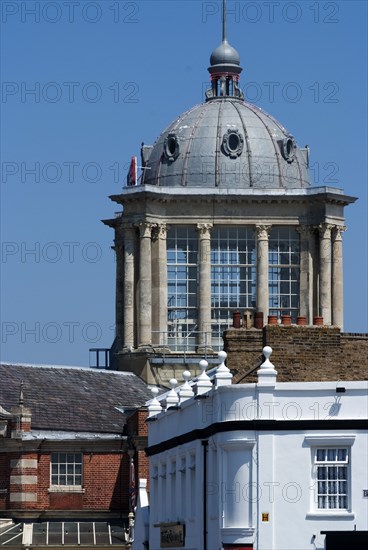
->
xmin=114 ymin=221 xmax=345 ymax=351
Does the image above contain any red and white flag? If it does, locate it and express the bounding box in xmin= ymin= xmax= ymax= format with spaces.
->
xmin=127 ymin=156 xmax=138 ymax=186
xmin=129 ymin=458 xmax=136 ymax=511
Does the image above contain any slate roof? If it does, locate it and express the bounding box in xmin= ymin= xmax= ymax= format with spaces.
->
xmin=0 ymin=363 xmax=152 ymax=434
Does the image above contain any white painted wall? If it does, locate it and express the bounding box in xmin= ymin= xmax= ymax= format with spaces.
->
xmin=146 ymin=358 xmax=368 ymax=550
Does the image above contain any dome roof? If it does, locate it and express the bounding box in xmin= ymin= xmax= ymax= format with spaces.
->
xmin=143 ymin=98 xmax=310 ymax=189
xmin=210 ymin=39 xmax=240 ymax=67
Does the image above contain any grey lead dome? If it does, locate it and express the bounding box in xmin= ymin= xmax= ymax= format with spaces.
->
xmin=210 ymin=39 xmax=240 ymax=67
xmin=142 ymin=98 xmax=310 ymax=189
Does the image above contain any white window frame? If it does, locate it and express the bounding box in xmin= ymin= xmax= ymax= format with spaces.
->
xmin=314 ymin=447 xmax=349 ymax=510
xmin=304 ymin=435 xmax=355 ymax=519
xmin=49 ymin=452 xmax=84 ymax=493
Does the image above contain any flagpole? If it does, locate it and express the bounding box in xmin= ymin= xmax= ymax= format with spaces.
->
xmin=128 ymin=451 xmax=135 ymax=545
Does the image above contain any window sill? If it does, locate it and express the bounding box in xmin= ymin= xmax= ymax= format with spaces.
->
xmin=48 ymin=486 xmax=85 ymax=494
xmin=306 ymin=511 xmax=355 ymax=520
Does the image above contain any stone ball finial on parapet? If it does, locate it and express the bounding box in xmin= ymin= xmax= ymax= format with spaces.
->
xmin=257 ymin=346 xmax=278 ymax=386
xmin=166 ymin=378 xmax=179 ymax=410
xmin=148 ymin=387 xmax=163 ymax=418
xmin=179 ymin=370 xmax=195 ymax=403
xmin=196 ymin=359 xmax=212 ymax=396
xmin=215 ymin=350 xmax=233 ymax=388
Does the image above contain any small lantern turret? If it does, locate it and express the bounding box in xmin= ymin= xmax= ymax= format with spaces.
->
xmin=206 ymin=0 xmax=244 ymax=100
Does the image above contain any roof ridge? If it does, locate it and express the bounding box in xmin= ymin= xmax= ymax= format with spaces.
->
xmin=0 ymin=362 xmax=135 ymax=376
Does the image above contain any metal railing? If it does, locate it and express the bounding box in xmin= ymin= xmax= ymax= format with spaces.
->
xmin=151 ymin=331 xmax=223 ymax=354
xmin=89 ymin=348 xmax=110 ymax=369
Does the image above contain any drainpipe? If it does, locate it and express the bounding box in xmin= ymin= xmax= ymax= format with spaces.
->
xmin=201 ymin=440 xmax=208 ymax=550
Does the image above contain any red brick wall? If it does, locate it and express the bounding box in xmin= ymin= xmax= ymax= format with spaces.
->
xmin=0 ymin=450 xmax=132 ymax=513
xmin=135 ymin=409 xmax=148 ymax=437
xmin=49 ymin=492 xmax=84 ymax=509
xmin=127 ymin=408 xmax=150 ymax=491
xmin=127 ymin=408 xmax=148 ymax=437
xmin=82 ymin=452 xmax=129 ymax=511
xmin=37 ymin=453 xmax=50 ymax=509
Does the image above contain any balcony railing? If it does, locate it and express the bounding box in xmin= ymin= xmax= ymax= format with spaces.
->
xmin=151 ymin=331 xmax=223 ymax=354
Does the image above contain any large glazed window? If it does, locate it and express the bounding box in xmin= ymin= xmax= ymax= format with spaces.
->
xmin=167 ymin=226 xmax=198 ymax=351
xmin=269 ymin=227 xmax=300 ymax=320
xmin=211 ymin=227 xmax=256 ymax=349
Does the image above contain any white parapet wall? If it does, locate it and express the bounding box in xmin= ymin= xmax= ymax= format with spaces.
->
xmin=144 ymin=349 xmax=368 ymax=550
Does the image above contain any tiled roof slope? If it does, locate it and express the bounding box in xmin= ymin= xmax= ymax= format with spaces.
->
xmin=0 ymin=363 xmax=152 ymax=434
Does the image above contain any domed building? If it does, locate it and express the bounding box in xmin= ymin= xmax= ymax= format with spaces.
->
xmin=104 ymin=5 xmax=355 ymax=383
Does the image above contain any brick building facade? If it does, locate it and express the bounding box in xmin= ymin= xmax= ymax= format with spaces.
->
xmin=0 ymin=364 xmax=151 ymax=547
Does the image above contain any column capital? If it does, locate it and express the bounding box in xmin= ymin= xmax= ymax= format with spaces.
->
xmin=135 ymin=222 xmax=155 ymax=239
xmin=196 ymin=223 xmax=213 ymax=237
xmin=296 ymin=224 xmax=314 ymax=239
xmin=152 ymin=223 xmax=167 ymax=241
xmin=331 ymin=225 xmax=346 ymax=242
xmin=121 ymin=222 xmax=136 ymax=238
xmin=255 ymin=224 xmax=271 ymax=240
xmin=317 ymin=223 xmax=334 ymax=239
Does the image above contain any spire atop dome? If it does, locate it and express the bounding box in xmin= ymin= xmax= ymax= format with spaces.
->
xmin=206 ymin=0 xmax=244 ymax=101
xmin=222 ymin=0 xmax=227 ymax=42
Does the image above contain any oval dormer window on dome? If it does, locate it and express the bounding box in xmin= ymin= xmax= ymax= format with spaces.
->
xmin=281 ymin=136 xmax=296 ymax=163
xmin=164 ymin=133 xmax=180 ymax=162
xmin=222 ymin=128 xmax=244 ymax=158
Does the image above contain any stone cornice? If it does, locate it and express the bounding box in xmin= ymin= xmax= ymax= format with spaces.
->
xmin=0 ymin=437 xmax=130 ymax=453
xmin=109 ymin=185 xmax=357 ymax=207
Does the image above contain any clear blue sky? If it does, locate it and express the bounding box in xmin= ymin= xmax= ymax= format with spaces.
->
xmin=1 ymin=0 xmax=367 ymax=367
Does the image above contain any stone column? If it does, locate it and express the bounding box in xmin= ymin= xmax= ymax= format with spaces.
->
xmin=256 ymin=225 xmax=271 ymax=322
xmin=318 ymin=223 xmax=333 ymax=324
xmin=297 ymin=225 xmax=313 ymax=322
xmin=197 ymin=223 xmax=212 ymax=352
xmin=332 ymin=225 xmax=346 ymax=329
xmin=311 ymin=229 xmax=319 ymax=319
xmin=152 ymin=224 xmax=168 ymax=347
xmin=123 ymin=225 xmax=136 ymax=350
xmin=114 ymin=240 xmax=124 ymax=349
xmin=137 ymin=222 xmax=153 ymax=348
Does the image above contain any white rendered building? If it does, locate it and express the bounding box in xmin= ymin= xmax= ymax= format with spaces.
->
xmin=134 ymin=349 xmax=368 ymax=550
